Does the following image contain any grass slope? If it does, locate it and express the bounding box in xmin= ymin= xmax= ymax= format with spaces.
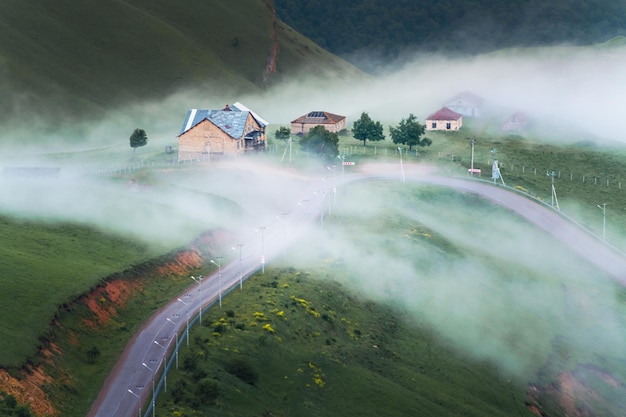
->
xmin=154 ymin=183 xmax=626 ymax=416
xmin=158 ymin=268 xmax=535 ymax=417
xmin=0 ymin=0 xmax=362 ymax=125
xmin=2 ymin=127 xmax=626 ymax=415
xmin=328 ymin=124 xmax=626 ymax=246
xmin=0 ymin=216 xmax=156 ymax=368
xmin=0 ymin=164 xmax=245 ymax=369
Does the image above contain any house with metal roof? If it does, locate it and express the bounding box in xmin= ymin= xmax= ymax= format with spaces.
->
xmin=290 ymin=111 xmax=346 ymax=135
xmin=425 ymin=107 xmax=463 ymax=131
xmin=177 ymin=103 xmax=268 ymax=161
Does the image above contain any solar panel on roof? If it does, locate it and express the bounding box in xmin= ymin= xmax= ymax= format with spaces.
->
xmin=307 ymin=111 xmax=325 ymax=118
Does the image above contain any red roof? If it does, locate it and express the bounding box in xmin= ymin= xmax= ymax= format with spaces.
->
xmin=426 ymin=107 xmax=462 ymax=121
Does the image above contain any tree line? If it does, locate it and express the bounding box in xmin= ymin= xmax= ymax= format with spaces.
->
xmin=275 ymin=112 xmax=431 ymax=160
xmin=276 ymin=0 xmax=626 ymax=72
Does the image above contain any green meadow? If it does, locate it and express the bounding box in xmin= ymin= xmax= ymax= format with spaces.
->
xmin=2 ymin=126 xmax=626 ymax=416
xmin=0 ymin=216 xmax=157 ymax=368
xmin=0 ymin=0 xmax=364 ymax=125
xmin=155 ymin=182 xmax=626 ymax=416
xmin=325 ymin=123 xmax=626 ymax=245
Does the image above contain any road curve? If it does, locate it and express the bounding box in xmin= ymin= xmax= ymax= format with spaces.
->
xmin=87 ymin=162 xmax=626 ymax=417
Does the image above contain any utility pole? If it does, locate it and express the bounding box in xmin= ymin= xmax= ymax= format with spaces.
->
xmin=548 ymin=171 xmax=560 ymax=210
xmin=397 ymin=147 xmax=406 ymax=182
xmin=469 ymin=137 xmax=476 ymax=175
xmin=236 ymin=243 xmax=244 ymax=289
xmin=491 ymin=148 xmax=505 ymax=185
xmin=597 ymin=203 xmax=607 ymax=241
xmin=337 ymin=155 xmax=345 ymax=182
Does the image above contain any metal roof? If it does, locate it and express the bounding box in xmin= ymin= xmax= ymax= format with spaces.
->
xmin=232 ymin=102 xmax=269 ymax=127
xmin=290 ymin=111 xmax=346 ymax=124
xmin=178 ymin=108 xmax=251 ymax=138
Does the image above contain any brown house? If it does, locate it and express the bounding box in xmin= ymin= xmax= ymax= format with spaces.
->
xmin=290 ymin=111 xmax=346 ymax=135
xmin=177 ymin=103 xmax=268 ymax=162
xmin=425 ymin=107 xmax=463 ymax=131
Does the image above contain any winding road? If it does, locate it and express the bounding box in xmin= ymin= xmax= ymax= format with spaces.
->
xmin=87 ymin=162 xmax=626 ymax=417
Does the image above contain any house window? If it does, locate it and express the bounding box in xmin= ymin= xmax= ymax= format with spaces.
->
xmin=431 ymin=122 xmax=437 ymax=129
xmin=446 ymin=123 xmax=451 ymax=129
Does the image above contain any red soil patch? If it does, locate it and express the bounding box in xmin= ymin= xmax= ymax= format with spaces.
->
xmin=527 ymin=365 xmax=626 ymax=417
xmin=156 ymin=250 xmax=204 ymax=276
xmin=0 ymin=368 xmax=56 ymax=416
xmin=80 ymin=246 xmax=213 ymax=329
xmin=0 ymin=230 xmax=233 ymax=416
xmin=81 ymin=278 xmax=144 ymax=329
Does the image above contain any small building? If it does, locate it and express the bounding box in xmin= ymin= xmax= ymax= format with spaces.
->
xmin=290 ymin=111 xmax=346 ymax=135
xmin=177 ymin=102 xmax=268 ymax=162
xmin=444 ymin=91 xmax=484 ymax=118
xmin=425 ymin=107 xmax=463 ymax=131
xmin=501 ymin=111 xmax=528 ymax=132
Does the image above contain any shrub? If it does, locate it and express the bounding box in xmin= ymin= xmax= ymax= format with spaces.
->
xmin=224 ymin=358 xmax=259 ymax=385
xmin=182 ymin=354 xmax=198 ymax=372
xmin=195 ymin=378 xmax=220 ymax=404
xmin=171 ymin=380 xmax=188 ymax=404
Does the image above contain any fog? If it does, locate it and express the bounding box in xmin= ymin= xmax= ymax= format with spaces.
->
xmin=2 ymin=42 xmax=626 ymax=156
xmin=253 ymin=43 xmax=626 ymax=143
xmin=1 ymin=43 xmax=626 ymax=407
xmin=285 ymin=183 xmax=626 ymax=383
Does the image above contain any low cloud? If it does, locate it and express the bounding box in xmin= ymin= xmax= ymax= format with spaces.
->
xmin=0 ymin=41 xmax=624 ymax=394
xmin=286 ymin=182 xmax=626 ymax=382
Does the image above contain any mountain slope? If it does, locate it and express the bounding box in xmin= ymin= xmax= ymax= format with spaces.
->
xmin=0 ymin=0 xmax=362 ymax=124
xmin=276 ymin=0 xmax=626 ymax=71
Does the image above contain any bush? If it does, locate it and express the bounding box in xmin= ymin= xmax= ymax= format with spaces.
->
xmin=171 ymin=380 xmax=188 ymax=404
xmin=224 ymin=358 xmax=259 ymax=385
xmin=182 ymin=354 xmax=198 ymax=372
xmin=195 ymin=378 xmax=220 ymax=405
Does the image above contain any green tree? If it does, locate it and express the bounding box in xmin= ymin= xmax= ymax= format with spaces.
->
xmin=389 ymin=114 xmax=431 ymax=151
xmin=129 ymin=128 xmax=148 ymax=155
xmin=274 ymin=126 xmax=291 ymax=140
xmin=352 ymin=112 xmax=385 ymax=146
xmin=299 ymin=125 xmax=339 ymax=160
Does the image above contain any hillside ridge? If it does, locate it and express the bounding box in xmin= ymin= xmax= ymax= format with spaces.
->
xmin=0 ymin=0 xmax=361 ymax=126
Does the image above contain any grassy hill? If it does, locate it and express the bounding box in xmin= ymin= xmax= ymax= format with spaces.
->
xmin=36 ymin=176 xmax=626 ymax=417
xmin=0 ymin=0 xmax=363 ymax=126
xmin=1 ymin=132 xmax=626 ymax=415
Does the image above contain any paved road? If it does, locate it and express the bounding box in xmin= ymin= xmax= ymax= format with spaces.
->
xmin=87 ymin=171 xmax=329 ymax=417
xmin=87 ymin=162 xmax=626 ymax=417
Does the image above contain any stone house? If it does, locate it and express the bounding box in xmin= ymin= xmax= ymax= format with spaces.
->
xmin=177 ymin=102 xmax=268 ymax=161
xmin=425 ymin=107 xmax=463 ymax=131
xmin=290 ymin=111 xmax=346 ymax=135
